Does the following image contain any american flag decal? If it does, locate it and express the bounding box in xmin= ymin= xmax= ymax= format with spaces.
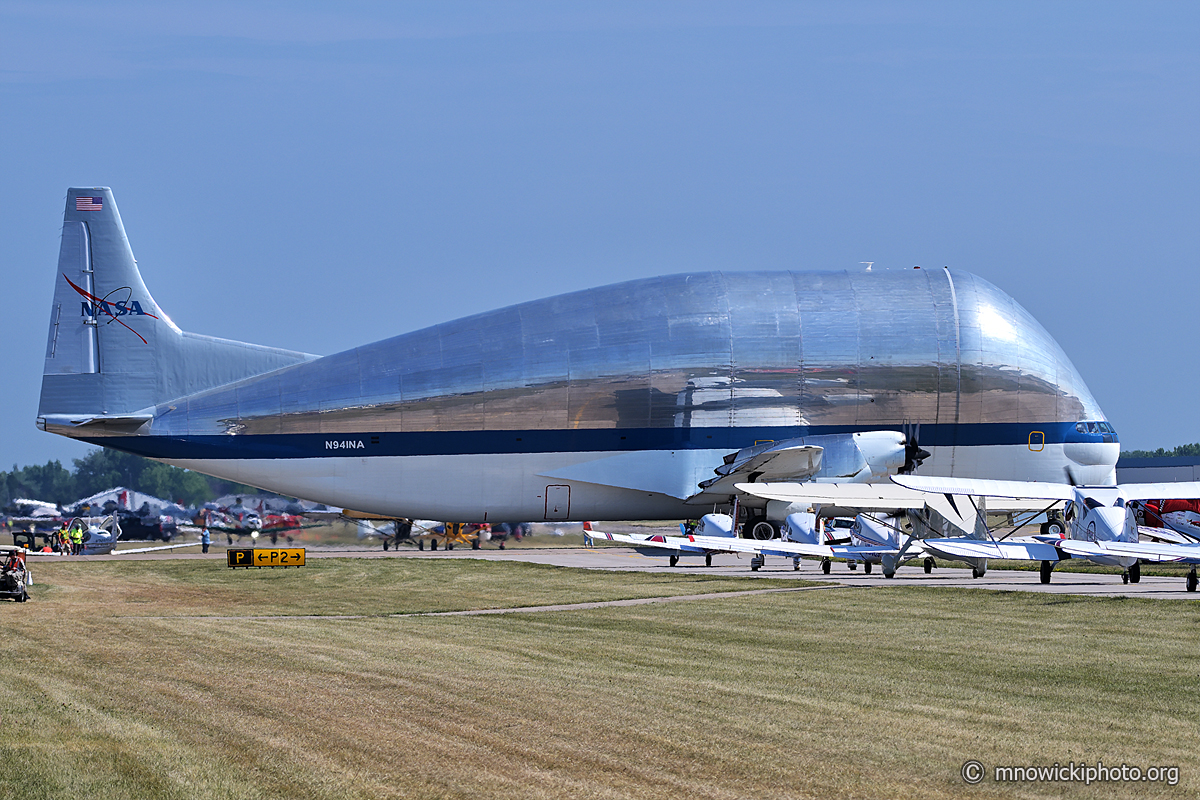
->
xmin=75 ymin=196 xmax=103 ymax=211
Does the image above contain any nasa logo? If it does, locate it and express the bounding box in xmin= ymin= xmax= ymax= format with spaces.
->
xmin=325 ymin=440 xmax=365 ymax=450
xmin=80 ymin=300 xmax=148 ymax=317
xmin=63 ymin=274 xmax=158 ymax=344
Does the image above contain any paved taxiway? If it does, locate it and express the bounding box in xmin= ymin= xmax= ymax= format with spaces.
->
xmin=53 ymin=545 xmax=1200 ymax=600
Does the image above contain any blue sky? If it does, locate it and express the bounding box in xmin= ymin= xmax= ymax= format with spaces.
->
xmin=2 ymin=1 xmax=1197 ymax=470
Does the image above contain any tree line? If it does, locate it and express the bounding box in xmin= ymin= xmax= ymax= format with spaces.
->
xmin=1119 ymin=443 xmax=1200 ymax=459
xmin=1 ymin=449 xmax=260 ymax=509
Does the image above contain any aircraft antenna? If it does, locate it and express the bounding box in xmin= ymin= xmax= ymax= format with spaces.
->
xmin=860 ymin=261 xmax=874 ymax=272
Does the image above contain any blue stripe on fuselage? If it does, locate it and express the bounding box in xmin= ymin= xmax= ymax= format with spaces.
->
xmin=78 ymin=422 xmax=1095 ymax=460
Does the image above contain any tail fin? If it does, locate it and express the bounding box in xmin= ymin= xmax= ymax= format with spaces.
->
xmin=38 ymin=188 xmax=315 ymax=432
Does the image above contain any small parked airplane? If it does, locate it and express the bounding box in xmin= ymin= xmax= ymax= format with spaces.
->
xmin=892 ymin=475 xmax=1200 ymax=591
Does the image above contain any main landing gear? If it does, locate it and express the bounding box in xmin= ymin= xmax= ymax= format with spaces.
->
xmin=1130 ymin=562 xmax=1141 ymax=583
xmin=820 ymin=557 xmax=831 ymax=575
xmin=923 ymin=558 xmax=935 ymax=574
xmin=750 ymin=554 xmax=765 ymax=572
xmin=669 ymin=555 xmax=679 ymax=567
xmin=863 ymin=561 xmax=873 ymax=575
xmin=1187 ymin=568 xmax=1198 ymax=593
xmin=705 ymin=553 xmax=713 ymax=567
xmin=1040 ymin=560 xmax=1053 ymax=584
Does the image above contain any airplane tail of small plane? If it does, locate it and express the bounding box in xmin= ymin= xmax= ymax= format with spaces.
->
xmin=38 ymin=187 xmax=316 ymax=435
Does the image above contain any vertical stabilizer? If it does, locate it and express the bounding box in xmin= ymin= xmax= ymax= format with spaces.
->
xmin=39 ymin=188 xmax=315 ymax=431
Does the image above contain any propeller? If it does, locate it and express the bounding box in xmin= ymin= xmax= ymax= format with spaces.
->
xmin=899 ymin=422 xmax=931 ymax=474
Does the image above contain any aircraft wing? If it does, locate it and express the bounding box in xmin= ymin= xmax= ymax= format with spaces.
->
xmin=1138 ymin=526 xmax=1199 ymax=545
xmin=586 ymin=531 xmax=715 ymax=554
xmin=891 ymin=475 xmax=1077 ymax=502
xmin=735 ymin=482 xmax=930 ymax=510
xmin=113 ymin=543 xmax=198 ymax=555
xmin=1057 ymin=539 xmax=1200 ymax=564
xmin=686 ymin=534 xmax=898 ymax=559
xmin=1117 ymin=482 xmax=1200 ymax=502
xmin=920 ymin=537 xmax=1062 ymax=562
xmin=693 ymin=440 xmax=823 ymax=496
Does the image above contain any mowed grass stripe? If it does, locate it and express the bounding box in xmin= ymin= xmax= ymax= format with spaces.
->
xmin=3 ymin=561 xmax=1199 ymax=799
xmin=17 ymin=558 xmax=809 ymax=618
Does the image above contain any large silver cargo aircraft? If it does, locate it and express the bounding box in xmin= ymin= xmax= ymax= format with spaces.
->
xmin=38 ymin=188 xmax=1118 ymax=525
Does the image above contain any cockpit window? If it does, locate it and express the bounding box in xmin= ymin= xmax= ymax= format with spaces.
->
xmin=1076 ymin=423 xmax=1087 ymax=433
xmin=1086 ymin=422 xmax=1099 ymax=434
xmin=1084 ymin=497 xmax=1103 ymax=509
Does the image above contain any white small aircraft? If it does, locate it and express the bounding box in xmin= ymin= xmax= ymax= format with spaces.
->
xmin=892 ymin=476 xmax=1200 ymax=591
xmin=26 ymin=516 xmax=195 ymax=556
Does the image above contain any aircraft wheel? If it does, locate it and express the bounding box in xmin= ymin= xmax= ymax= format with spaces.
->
xmin=705 ymin=553 xmax=712 ymax=567
xmin=1040 ymin=560 xmax=1053 ymax=584
xmin=471 ymin=540 xmax=480 ymax=550
xmin=751 ymin=563 xmax=760 ymax=572
xmin=848 ymin=561 xmax=857 ymax=571
xmin=821 ymin=558 xmax=831 ymax=575
xmin=430 ymin=540 xmax=438 ymax=551
xmin=1122 ymin=571 xmax=1129 ymax=585
xmin=417 ymin=540 xmax=424 ymax=551
xmin=746 ymin=518 xmax=778 ymax=540
xmin=793 ymin=558 xmax=801 ymax=571
xmin=864 ymin=561 xmax=873 ymax=575
xmin=884 ymin=571 xmax=895 ymax=579
xmin=1187 ymin=571 xmax=1198 ymax=592
xmin=1041 ymin=519 xmax=1066 ymax=537
xmin=971 ymin=568 xmax=983 ymax=579
xmin=1130 ymin=562 xmax=1141 ymax=583
xmin=669 ymin=555 xmax=679 ymax=567
xmin=923 ymin=558 xmax=934 ymax=574
xmin=383 ymin=540 xmax=389 ymax=551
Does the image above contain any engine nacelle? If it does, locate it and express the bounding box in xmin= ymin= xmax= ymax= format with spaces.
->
xmin=781 ymin=511 xmax=820 ymax=544
xmin=694 ymin=513 xmax=734 ymax=538
xmin=813 ymin=431 xmax=908 ymax=482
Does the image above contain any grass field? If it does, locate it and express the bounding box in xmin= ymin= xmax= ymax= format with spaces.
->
xmin=2 ymin=558 xmax=1198 ymax=799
